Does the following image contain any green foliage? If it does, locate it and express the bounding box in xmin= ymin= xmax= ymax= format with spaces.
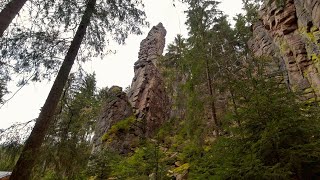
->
xmin=242 ymin=0 xmax=262 ymax=24
xmin=87 ymin=150 xmax=122 ymax=179
xmin=101 ymin=115 xmax=136 ymax=142
xmin=0 ymin=0 xmax=148 ymax=105
xmin=112 ymin=147 xmax=153 ymax=179
xmin=268 ymin=0 xmax=287 ymax=7
xmin=234 ymin=14 xmax=252 ymax=53
xmin=160 ymin=14 xmax=320 ymax=177
xmin=29 ymin=73 xmax=103 ymax=179
xmin=107 ymin=0 xmax=320 ymax=179
xmin=3 ymin=0 xmax=320 ymax=179
xmin=0 ymin=143 xmax=22 ymax=171
xmin=89 ymin=140 xmax=168 ymax=180
xmin=187 ymin=59 xmax=320 ymax=179
xmin=173 ymin=163 xmax=189 ymax=174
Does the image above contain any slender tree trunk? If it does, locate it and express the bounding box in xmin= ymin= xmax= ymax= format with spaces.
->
xmin=229 ymin=88 xmax=241 ymax=126
xmin=0 ymin=0 xmax=27 ymax=37
xmin=9 ymin=0 xmax=96 ymax=179
xmin=205 ymin=57 xmax=219 ymax=136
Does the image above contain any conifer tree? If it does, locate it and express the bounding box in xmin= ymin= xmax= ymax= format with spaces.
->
xmin=0 ymin=73 xmax=103 ymax=179
xmin=10 ymin=1 xmax=98 ymax=178
xmin=183 ymin=54 xmax=320 ymax=178
xmin=10 ymin=0 xmax=147 ymax=178
xmin=33 ymin=73 xmax=101 ymax=179
xmin=184 ymin=0 xmax=222 ymax=136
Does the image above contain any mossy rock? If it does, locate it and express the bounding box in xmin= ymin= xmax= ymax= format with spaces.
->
xmin=101 ymin=115 xmax=136 ymax=142
xmin=173 ymin=163 xmax=189 ymax=174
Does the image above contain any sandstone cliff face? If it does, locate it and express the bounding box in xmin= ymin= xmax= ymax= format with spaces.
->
xmin=249 ymin=0 xmax=320 ymax=100
xmin=92 ymin=23 xmax=169 ymax=153
xmin=128 ymin=23 xmax=169 ymax=137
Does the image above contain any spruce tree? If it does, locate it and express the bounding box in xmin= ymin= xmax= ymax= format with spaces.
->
xmin=184 ymin=0 xmax=222 ymax=136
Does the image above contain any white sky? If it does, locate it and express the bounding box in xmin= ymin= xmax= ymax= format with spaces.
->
xmin=0 ymin=0 xmax=244 ymax=129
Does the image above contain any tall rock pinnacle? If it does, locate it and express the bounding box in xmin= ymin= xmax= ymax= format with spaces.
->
xmin=128 ymin=23 xmax=169 ymax=137
xmin=91 ymin=23 xmax=169 ymax=154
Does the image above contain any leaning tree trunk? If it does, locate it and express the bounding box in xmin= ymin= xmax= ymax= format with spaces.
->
xmin=0 ymin=0 xmax=28 ymax=37
xmin=9 ymin=0 xmax=96 ymax=179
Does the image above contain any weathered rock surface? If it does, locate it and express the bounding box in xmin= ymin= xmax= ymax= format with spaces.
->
xmin=92 ymin=23 xmax=169 ymax=154
xmin=250 ymin=0 xmax=320 ymax=100
xmin=128 ymin=23 xmax=169 ymax=137
xmin=91 ymin=86 xmax=133 ymax=153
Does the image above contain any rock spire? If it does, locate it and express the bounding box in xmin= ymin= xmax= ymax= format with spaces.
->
xmin=128 ymin=22 xmax=169 ymax=137
xmin=92 ymin=23 xmax=169 ymax=153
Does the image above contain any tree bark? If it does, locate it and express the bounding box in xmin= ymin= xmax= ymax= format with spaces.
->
xmin=230 ymin=88 xmax=241 ymax=126
xmin=205 ymin=57 xmax=219 ymax=136
xmin=9 ymin=0 xmax=96 ymax=179
xmin=0 ymin=0 xmax=27 ymax=37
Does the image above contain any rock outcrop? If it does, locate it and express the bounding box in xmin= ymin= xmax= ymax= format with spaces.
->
xmin=92 ymin=86 xmax=133 ymax=153
xmin=249 ymin=0 xmax=320 ymax=101
xmin=92 ymin=23 xmax=169 ymax=153
xmin=128 ymin=23 xmax=169 ymax=137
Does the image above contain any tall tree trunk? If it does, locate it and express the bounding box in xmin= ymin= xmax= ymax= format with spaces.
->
xmin=230 ymin=88 xmax=241 ymax=126
xmin=205 ymin=57 xmax=219 ymax=136
xmin=0 ymin=0 xmax=27 ymax=37
xmin=9 ymin=0 xmax=97 ymax=179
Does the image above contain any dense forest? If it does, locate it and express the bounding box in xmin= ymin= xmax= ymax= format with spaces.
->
xmin=1 ymin=0 xmax=320 ymax=179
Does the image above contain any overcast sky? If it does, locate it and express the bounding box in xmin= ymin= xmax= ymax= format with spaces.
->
xmin=0 ymin=0 xmax=244 ymax=129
